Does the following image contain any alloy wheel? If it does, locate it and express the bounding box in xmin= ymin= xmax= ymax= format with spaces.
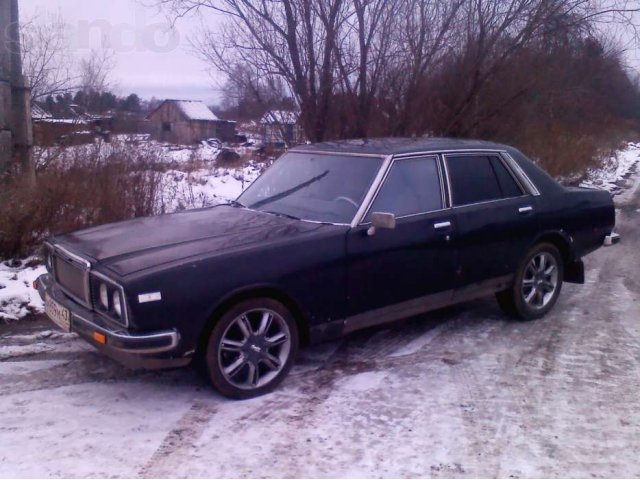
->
xmin=521 ymin=251 xmax=559 ymax=309
xmin=218 ymin=308 xmax=292 ymax=390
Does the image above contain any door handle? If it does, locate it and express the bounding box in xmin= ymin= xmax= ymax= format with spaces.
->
xmin=518 ymin=206 xmax=533 ymax=214
xmin=434 ymin=221 xmax=452 ymax=230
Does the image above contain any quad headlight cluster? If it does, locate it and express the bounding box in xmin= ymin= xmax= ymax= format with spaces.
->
xmin=91 ymin=275 xmax=127 ymax=325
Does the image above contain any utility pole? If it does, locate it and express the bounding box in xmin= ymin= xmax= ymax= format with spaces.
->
xmin=0 ymin=0 xmax=33 ymax=182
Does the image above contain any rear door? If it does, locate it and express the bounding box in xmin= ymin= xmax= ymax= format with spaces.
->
xmin=444 ymin=152 xmax=539 ymax=289
xmin=346 ymin=155 xmax=457 ymax=321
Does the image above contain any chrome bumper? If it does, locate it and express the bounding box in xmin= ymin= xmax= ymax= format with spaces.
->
xmin=35 ymin=274 xmax=188 ymax=369
xmin=604 ymin=232 xmax=621 ymax=247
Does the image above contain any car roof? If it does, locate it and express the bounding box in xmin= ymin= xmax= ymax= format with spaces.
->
xmin=289 ymin=137 xmax=510 ymax=156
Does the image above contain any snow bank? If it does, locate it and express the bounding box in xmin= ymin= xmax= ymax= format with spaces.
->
xmin=159 ymin=163 xmax=262 ymax=212
xmin=0 ymin=259 xmax=46 ymax=321
xmin=580 ymin=142 xmax=640 ymax=193
xmin=33 ymin=134 xmax=225 ymax=167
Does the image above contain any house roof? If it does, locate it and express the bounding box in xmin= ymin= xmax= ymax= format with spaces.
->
xmin=176 ymin=100 xmax=219 ymax=121
xmin=260 ymin=110 xmax=298 ymax=125
xmin=31 ymin=104 xmax=52 ymax=120
xmin=148 ymin=99 xmax=219 ymax=121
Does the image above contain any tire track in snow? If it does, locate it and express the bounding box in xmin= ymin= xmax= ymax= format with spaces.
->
xmin=138 ymin=400 xmax=217 ymax=478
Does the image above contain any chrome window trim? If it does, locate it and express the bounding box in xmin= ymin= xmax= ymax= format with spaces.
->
xmin=393 ymin=148 xmax=510 ymax=159
xmin=440 ymin=153 xmax=453 ymax=208
xmin=494 ymin=153 xmax=526 ymax=196
xmin=449 ymin=194 xmax=531 ymax=210
xmin=351 ymin=154 xmax=394 ymax=227
xmin=500 ymin=151 xmax=541 ymax=196
xmin=360 ymin=207 xmax=451 ymax=225
xmin=290 ymin=149 xmax=388 ymax=159
xmin=356 ymin=154 xmax=445 ymax=226
xmin=91 ymin=270 xmax=130 ymax=328
xmin=442 ymin=151 xmax=534 ymax=208
xmin=436 ymin=155 xmax=447 ymax=208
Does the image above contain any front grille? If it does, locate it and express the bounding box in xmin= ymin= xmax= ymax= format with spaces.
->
xmin=54 ymin=255 xmax=89 ymax=305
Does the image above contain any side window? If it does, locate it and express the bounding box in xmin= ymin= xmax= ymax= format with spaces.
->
xmin=490 ymin=156 xmax=523 ymax=198
xmin=366 ymin=156 xmax=442 ymax=220
xmin=446 ymin=155 xmax=502 ymax=206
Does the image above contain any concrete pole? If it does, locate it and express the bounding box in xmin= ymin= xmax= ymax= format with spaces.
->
xmin=0 ymin=0 xmax=34 ymax=182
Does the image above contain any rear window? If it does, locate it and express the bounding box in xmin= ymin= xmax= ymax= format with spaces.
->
xmin=447 ymin=155 xmax=502 ymax=206
xmin=490 ymin=157 xmax=523 ymax=198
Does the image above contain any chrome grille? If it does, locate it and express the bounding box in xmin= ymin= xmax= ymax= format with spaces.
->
xmin=54 ymin=255 xmax=90 ymax=306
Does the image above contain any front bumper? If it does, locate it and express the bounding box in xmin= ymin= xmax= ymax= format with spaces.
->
xmin=36 ymin=274 xmax=190 ymax=370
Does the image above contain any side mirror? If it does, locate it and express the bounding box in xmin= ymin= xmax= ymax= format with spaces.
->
xmin=367 ymin=212 xmax=396 ymax=236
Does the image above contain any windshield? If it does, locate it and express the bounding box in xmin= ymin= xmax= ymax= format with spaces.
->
xmin=238 ymin=152 xmax=383 ymax=224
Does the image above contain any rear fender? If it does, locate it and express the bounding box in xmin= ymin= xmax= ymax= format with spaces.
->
xmin=530 ymin=230 xmax=584 ymax=284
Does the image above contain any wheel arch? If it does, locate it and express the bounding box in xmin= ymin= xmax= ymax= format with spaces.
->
xmin=529 ymin=230 xmax=583 ymax=283
xmin=196 ymin=284 xmax=310 ymax=356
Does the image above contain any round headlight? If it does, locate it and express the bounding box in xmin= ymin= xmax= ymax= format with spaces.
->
xmin=99 ymin=283 xmax=109 ymax=309
xmin=112 ymin=290 xmax=122 ymax=317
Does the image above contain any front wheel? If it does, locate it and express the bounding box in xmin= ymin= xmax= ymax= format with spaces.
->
xmin=205 ymin=298 xmax=298 ymax=399
xmin=497 ymin=243 xmax=564 ymax=320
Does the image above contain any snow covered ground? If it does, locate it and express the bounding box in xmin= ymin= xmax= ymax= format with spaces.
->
xmin=0 ymin=259 xmax=46 ymax=322
xmin=579 ymin=142 xmax=640 ymax=193
xmin=2 ymin=142 xmax=640 ymax=477
xmin=1 ymin=172 xmax=640 ymax=476
xmin=159 ymin=163 xmax=261 ymax=212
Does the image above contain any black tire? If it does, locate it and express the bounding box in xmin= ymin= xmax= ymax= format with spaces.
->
xmin=205 ymin=298 xmax=298 ymax=399
xmin=496 ymin=242 xmax=564 ymax=321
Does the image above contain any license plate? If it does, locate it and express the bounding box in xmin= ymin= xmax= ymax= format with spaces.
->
xmin=45 ymin=294 xmax=71 ymax=332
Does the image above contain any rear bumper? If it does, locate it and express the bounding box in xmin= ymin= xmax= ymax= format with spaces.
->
xmin=36 ymin=274 xmax=191 ymax=370
xmin=604 ymin=232 xmax=620 ymax=246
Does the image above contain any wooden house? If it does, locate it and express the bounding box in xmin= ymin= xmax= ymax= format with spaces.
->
xmin=147 ymin=99 xmax=236 ymax=144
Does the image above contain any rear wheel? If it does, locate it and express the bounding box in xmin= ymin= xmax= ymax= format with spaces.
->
xmin=205 ymin=298 xmax=298 ymax=399
xmin=497 ymin=243 xmax=564 ymax=320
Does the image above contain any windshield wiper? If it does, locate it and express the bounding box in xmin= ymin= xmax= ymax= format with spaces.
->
xmin=263 ymin=210 xmax=301 ymax=221
xmin=249 ymin=170 xmax=329 ymax=209
xmin=227 ymin=200 xmax=245 ymax=208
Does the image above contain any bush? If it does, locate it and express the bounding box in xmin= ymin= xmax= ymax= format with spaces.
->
xmin=0 ymin=139 xmax=164 ymax=259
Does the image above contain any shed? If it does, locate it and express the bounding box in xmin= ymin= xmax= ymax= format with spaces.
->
xmin=32 ymin=104 xmax=91 ymax=146
xmin=147 ymin=99 xmax=236 ymax=144
xmin=260 ymin=110 xmax=303 ymax=146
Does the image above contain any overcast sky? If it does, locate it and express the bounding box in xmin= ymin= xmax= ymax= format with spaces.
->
xmin=19 ymin=0 xmax=640 ymax=105
xmin=20 ymin=0 xmax=224 ymax=103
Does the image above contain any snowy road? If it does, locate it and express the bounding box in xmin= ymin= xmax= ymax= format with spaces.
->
xmin=2 ymin=175 xmax=640 ymax=478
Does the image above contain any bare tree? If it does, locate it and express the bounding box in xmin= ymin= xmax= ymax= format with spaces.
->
xmin=157 ymin=0 xmax=353 ymax=141
xmin=79 ymin=48 xmax=116 ymax=94
xmin=155 ymin=0 xmax=640 ymax=141
xmin=20 ymin=11 xmax=75 ymax=104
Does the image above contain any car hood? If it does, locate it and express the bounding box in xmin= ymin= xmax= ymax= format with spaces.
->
xmin=54 ymin=205 xmax=336 ymax=277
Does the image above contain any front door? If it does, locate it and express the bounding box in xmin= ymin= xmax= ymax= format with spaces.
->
xmin=345 ymin=155 xmax=457 ymax=330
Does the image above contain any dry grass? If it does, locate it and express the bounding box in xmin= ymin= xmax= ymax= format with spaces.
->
xmin=0 ymin=142 xmax=164 ymax=259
